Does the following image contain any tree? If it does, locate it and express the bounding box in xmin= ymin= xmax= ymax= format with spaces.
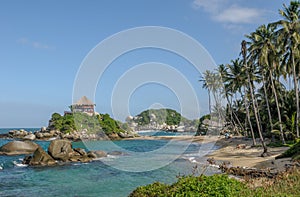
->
xmin=242 ymin=40 xmax=268 ymax=155
xmin=246 ymin=24 xmax=286 ymax=144
xmin=273 ymin=1 xmax=300 ymax=138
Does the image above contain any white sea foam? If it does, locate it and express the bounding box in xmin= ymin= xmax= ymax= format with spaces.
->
xmin=13 ymin=161 xmax=28 ymax=167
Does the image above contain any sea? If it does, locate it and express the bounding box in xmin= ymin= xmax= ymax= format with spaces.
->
xmin=0 ymin=128 xmax=220 ymax=197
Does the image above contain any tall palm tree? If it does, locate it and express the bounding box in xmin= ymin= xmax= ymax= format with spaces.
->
xmin=242 ymin=40 xmax=268 ymax=155
xmin=246 ymin=24 xmax=286 ymax=144
xmin=226 ymin=59 xmax=256 ymax=143
xmin=273 ymin=1 xmax=300 ymax=138
xmin=218 ymin=64 xmax=244 ymax=133
xmin=199 ymin=70 xmax=214 ymax=116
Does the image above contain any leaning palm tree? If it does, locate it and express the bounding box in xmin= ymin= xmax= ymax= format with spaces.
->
xmin=273 ymin=1 xmax=300 ymax=138
xmin=218 ymin=64 xmax=244 ymax=134
xmin=242 ymin=40 xmax=268 ymax=155
xmin=246 ymin=24 xmax=286 ymax=144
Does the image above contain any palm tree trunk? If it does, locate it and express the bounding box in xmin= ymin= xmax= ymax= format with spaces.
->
xmin=243 ymin=91 xmax=256 ymax=145
xmin=225 ymin=94 xmax=243 ymax=135
xmin=262 ymin=74 xmax=273 ymax=132
xmin=247 ymin=69 xmax=268 ymax=154
xmin=292 ymin=55 xmax=299 ymax=138
xmin=270 ymin=70 xmax=286 ymax=144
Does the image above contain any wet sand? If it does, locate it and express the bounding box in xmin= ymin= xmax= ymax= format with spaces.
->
xmin=133 ymin=135 xmax=292 ymax=170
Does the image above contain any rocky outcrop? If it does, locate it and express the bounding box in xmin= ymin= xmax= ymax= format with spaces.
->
xmin=23 ymin=147 xmax=56 ymax=166
xmin=48 ymin=140 xmax=75 ymax=162
xmin=21 ymin=139 xmax=109 ymax=166
xmin=2 ymin=128 xmax=128 ymax=141
xmin=0 ymin=141 xmax=39 ymax=155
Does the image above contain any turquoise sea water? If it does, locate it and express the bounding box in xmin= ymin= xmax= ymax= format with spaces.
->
xmin=0 ymin=129 xmax=220 ymax=197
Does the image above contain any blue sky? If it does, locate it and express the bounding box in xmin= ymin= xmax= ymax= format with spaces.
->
xmin=0 ymin=0 xmax=291 ymax=127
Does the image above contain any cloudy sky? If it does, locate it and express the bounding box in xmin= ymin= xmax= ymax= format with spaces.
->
xmin=0 ymin=0 xmax=291 ymax=127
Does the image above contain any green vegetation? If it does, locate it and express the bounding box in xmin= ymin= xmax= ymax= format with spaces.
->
xmin=200 ymin=1 xmax=300 ymax=153
xmin=130 ymin=168 xmax=300 ymax=197
xmin=49 ymin=112 xmax=125 ymax=135
xmin=276 ymin=139 xmax=300 ymax=161
xmin=134 ymin=109 xmax=182 ymax=126
xmin=129 ymin=174 xmax=247 ymax=197
xmin=196 ymin=114 xmax=210 ymax=136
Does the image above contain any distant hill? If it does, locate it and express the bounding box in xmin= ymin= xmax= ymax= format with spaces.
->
xmin=126 ymin=108 xmax=199 ymax=132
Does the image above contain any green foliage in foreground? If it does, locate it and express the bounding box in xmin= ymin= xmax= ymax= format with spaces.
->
xmin=49 ymin=112 xmax=125 ymax=135
xmin=129 ymin=168 xmax=300 ymax=197
xmin=129 ymin=174 xmax=247 ymax=197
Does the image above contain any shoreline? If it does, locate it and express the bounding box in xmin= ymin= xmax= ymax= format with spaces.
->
xmin=132 ymin=135 xmax=293 ymax=172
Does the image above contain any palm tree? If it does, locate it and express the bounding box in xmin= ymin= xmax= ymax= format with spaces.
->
xmin=246 ymin=24 xmax=286 ymax=144
xmin=242 ymin=40 xmax=268 ymax=155
xmin=273 ymin=1 xmax=300 ymax=138
xmin=218 ymin=64 xmax=244 ymax=134
xmin=199 ymin=70 xmax=214 ymax=116
xmin=226 ymin=59 xmax=256 ymax=143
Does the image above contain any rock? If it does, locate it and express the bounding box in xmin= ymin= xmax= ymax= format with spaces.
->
xmin=23 ymin=134 xmax=36 ymax=141
xmin=118 ymin=132 xmax=134 ymax=138
xmin=41 ymin=127 xmax=47 ymax=132
xmin=74 ymin=148 xmax=87 ymax=156
xmin=35 ymin=132 xmax=44 ymax=139
xmin=49 ymin=130 xmax=56 ymax=135
xmin=0 ymin=141 xmax=39 ymax=155
xmin=108 ymin=133 xmax=119 ymax=140
xmin=69 ymin=155 xmax=92 ymax=163
xmin=236 ymin=144 xmax=247 ymax=149
xmin=48 ymin=140 xmax=74 ymax=161
xmin=28 ymin=147 xmax=56 ymax=166
xmin=207 ymin=157 xmax=216 ymax=165
xmin=108 ymin=151 xmax=127 ymax=156
xmin=88 ymin=150 xmax=107 ymax=158
xmin=87 ymin=152 xmax=97 ymax=159
xmin=42 ymin=133 xmax=53 ymax=138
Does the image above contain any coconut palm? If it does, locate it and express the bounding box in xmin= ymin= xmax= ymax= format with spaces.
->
xmin=226 ymin=59 xmax=256 ymax=143
xmin=218 ymin=64 xmax=244 ymax=134
xmin=273 ymin=1 xmax=300 ymax=138
xmin=246 ymin=24 xmax=286 ymax=144
xmin=242 ymin=40 xmax=268 ymax=155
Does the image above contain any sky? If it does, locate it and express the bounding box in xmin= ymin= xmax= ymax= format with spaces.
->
xmin=0 ymin=0 xmax=291 ymax=128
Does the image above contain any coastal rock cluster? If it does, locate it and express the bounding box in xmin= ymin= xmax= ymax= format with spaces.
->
xmin=0 ymin=140 xmax=108 ymax=166
xmin=2 ymin=127 xmax=134 ymax=141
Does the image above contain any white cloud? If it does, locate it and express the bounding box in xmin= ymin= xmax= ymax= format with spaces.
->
xmin=192 ymin=0 xmax=264 ymax=24
xmin=214 ymin=5 xmax=262 ymax=24
xmin=192 ymin=0 xmax=227 ymax=13
xmin=17 ymin=37 xmax=54 ymax=50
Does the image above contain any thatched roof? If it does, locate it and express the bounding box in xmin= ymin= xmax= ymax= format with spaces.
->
xmin=74 ymin=96 xmax=95 ymax=105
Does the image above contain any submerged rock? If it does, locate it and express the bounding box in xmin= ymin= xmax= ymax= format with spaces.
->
xmin=87 ymin=150 xmax=107 ymax=158
xmin=0 ymin=141 xmax=39 ymax=155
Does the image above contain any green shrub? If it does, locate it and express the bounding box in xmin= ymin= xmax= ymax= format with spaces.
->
xmin=129 ymin=174 xmax=248 ymax=197
xmin=276 ymin=140 xmax=300 ymax=160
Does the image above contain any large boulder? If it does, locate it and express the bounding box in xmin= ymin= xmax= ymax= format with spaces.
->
xmin=0 ymin=141 xmax=39 ymax=155
xmin=48 ymin=140 xmax=74 ymax=161
xmin=26 ymin=147 xmax=56 ymax=166
xmin=23 ymin=134 xmax=36 ymax=141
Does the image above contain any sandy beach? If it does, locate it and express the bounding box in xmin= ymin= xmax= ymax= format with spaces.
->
xmin=133 ymin=135 xmax=292 ymax=171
